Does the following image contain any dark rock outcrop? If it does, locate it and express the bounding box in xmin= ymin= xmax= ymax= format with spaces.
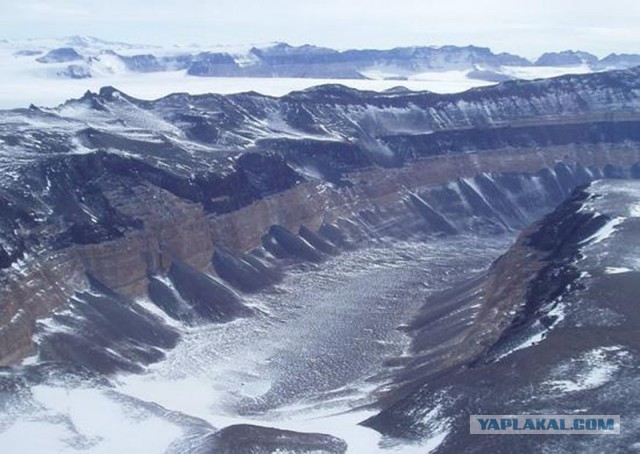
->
xmin=212 ymin=248 xmax=277 ymax=292
xmin=2 ymin=69 xmax=640 ymax=364
xmin=365 ymin=180 xmax=640 ymax=453
xmin=193 ymin=424 xmax=348 ymax=454
xmin=37 ymin=277 xmax=179 ymax=374
xmin=147 ymin=276 xmax=195 ymax=322
xmin=299 ymin=225 xmax=339 ymax=255
xmin=167 ymin=261 xmax=252 ymax=322
xmin=535 ymin=50 xmax=599 ymax=67
xmin=185 ymin=43 xmax=531 ymax=79
xmin=262 ymin=225 xmax=324 ymax=263
xmin=408 ymin=193 xmax=457 ymax=235
xmin=36 ymin=47 xmax=84 ymax=63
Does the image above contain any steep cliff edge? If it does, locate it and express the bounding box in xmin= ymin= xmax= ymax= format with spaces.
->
xmin=365 ymin=179 xmax=640 ymax=453
xmin=2 ymin=68 xmax=640 ymax=365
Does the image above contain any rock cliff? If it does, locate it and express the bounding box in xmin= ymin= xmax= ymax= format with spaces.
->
xmin=1 ymin=68 xmax=640 ymax=365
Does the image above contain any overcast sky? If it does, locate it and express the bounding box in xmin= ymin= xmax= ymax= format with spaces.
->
xmin=1 ymin=0 xmax=639 ymax=58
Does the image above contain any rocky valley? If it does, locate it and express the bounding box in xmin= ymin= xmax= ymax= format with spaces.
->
xmin=0 ymin=66 xmax=639 ymax=452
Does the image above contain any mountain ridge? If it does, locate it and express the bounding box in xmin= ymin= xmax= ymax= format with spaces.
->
xmin=4 ymin=36 xmax=639 ymax=82
xmin=1 ymin=67 xmax=640 ymax=367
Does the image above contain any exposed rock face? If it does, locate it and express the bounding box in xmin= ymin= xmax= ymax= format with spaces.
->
xmin=13 ymin=37 xmax=640 ymax=84
xmin=365 ymin=180 xmax=640 ymax=452
xmin=1 ymin=68 xmax=640 ymax=365
xmin=58 ymin=64 xmax=92 ymax=79
xmin=148 ymin=276 xmax=195 ymax=322
xmin=601 ymin=53 xmax=640 ymax=69
xmin=191 ymin=424 xmax=348 ymax=454
xmin=167 ymin=260 xmax=251 ymax=322
xmin=37 ymin=277 xmax=180 ymax=374
xmin=535 ymin=50 xmax=599 ymax=67
xmin=212 ymin=247 xmax=278 ymax=292
xmin=35 ymin=47 xmax=84 ymax=64
xmin=13 ymin=49 xmax=43 ymax=57
xmin=186 ymin=43 xmax=531 ymax=78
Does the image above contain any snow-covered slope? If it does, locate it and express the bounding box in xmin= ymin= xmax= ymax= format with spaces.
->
xmin=366 ymin=179 xmax=640 ymax=453
xmin=2 ymin=36 xmax=640 ymax=109
xmin=1 ymin=68 xmax=640 ymax=452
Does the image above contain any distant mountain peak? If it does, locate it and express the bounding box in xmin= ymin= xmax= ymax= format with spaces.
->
xmin=535 ymin=50 xmax=599 ymax=67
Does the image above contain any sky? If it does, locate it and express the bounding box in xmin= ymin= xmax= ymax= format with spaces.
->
xmin=1 ymin=0 xmax=639 ymax=58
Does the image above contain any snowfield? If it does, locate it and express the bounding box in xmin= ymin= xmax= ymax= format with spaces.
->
xmin=0 ymin=67 xmax=496 ymax=109
xmin=0 ymin=37 xmax=615 ymax=109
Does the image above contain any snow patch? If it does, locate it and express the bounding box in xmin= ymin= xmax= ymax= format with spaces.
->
xmin=501 ymin=64 xmax=593 ymax=80
xmin=495 ymin=300 xmax=566 ymax=361
xmin=605 ymin=266 xmax=633 ymax=274
xmin=580 ymin=216 xmax=626 ymax=246
xmin=416 ymin=404 xmax=451 ymax=454
xmin=545 ymin=346 xmax=627 ymax=393
xmin=0 ymin=386 xmax=183 ymax=454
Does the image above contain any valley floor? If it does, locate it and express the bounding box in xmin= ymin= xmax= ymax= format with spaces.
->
xmin=0 ymin=234 xmax=513 ymax=453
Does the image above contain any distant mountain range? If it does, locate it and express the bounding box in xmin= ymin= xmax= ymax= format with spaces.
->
xmin=3 ymin=36 xmax=639 ymax=83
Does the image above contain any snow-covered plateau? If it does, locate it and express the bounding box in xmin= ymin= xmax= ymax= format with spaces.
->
xmin=1 ymin=36 xmax=637 ymax=108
